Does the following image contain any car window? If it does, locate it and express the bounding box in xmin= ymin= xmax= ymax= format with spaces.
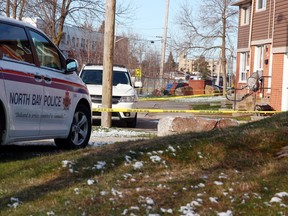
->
xmin=113 ymin=71 xmax=129 ymax=85
xmin=0 ymin=23 xmax=34 ymax=64
xmin=29 ymin=30 xmax=62 ymax=70
xmin=80 ymin=70 xmax=103 ymax=84
xmin=80 ymin=69 xmax=130 ymax=86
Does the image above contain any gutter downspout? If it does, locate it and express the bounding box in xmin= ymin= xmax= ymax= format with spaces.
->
xmin=248 ymin=0 xmax=255 ymax=91
xmin=268 ymin=0 xmax=276 ymax=95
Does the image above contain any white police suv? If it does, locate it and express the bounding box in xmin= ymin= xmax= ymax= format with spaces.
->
xmin=79 ymin=64 xmax=138 ymax=127
xmin=0 ymin=16 xmax=92 ymax=149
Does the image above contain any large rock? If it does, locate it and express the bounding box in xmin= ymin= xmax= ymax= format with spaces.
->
xmin=157 ymin=116 xmax=239 ymax=137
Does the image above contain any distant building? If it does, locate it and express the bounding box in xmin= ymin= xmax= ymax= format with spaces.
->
xmin=22 ymin=18 xmax=128 ymax=66
xmin=178 ymin=52 xmax=223 ymax=82
xmin=23 ymin=18 xmax=102 ymax=58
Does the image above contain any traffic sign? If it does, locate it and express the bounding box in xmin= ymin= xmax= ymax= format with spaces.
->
xmin=135 ymin=68 xmax=142 ymax=77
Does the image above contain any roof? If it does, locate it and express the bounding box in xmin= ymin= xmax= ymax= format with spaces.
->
xmin=0 ymin=16 xmax=37 ymax=29
xmin=0 ymin=16 xmax=45 ymax=35
xmin=231 ymin=0 xmax=251 ymax=6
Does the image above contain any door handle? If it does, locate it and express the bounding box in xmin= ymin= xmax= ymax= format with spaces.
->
xmin=44 ymin=76 xmax=52 ymax=84
xmin=34 ymin=74 xmax=42 ymax=82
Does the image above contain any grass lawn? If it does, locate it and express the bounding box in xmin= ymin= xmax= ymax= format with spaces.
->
xmin=0 ymin=112 xmax=288 ymax=215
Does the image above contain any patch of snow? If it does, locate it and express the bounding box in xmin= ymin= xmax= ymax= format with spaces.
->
xmin=275 ymin=192 xmax=288 ymax=198
xmin=74 ymin=188 xmax=80 ymax=195
xmin=111 ymin=188 xmax=123 ymax=198
xmin=161 ymin=208 xmax=173 ymax=214
xmin=270 ymin=197 xmax=282 ymax=203
xmin=167 ymin=145 xmax=176 ymax=152
xmin=93 ymin=161 xmax=106 ymax=170
xmin=100 ymin=191 xmax=109 ymax=196
xmin=146 ymin=197 xmax=155 ymax=205
xmin=133 ymin=161 xmax=144 ymax=170
xmin=46 ymin=211 xmax=55 ymax=216
xmin=176 ymin=96 xmax=226 ymax=103
xmin=217 ymin=210 xmax=233 ymax=216
xmin=209 ymin=197 xmax=218 ymax=203
xmin=198 ymin=183 xmax=205 ymax=188
xmin=8 ymin=197 xmax=22 ymax=209
xmin=91 ymin=127 xmax=150 ymax=138
xmin=87 ymin=179 xmax=95 ymax=185
xmin=214 ymin=181 xmax=224 ymax=186
xmin=150 ymin=155 xmax=162 ymax=163
xmin=61 ymin=160 xmax=74 ymax=168
xmin=129 ymin=206 xmax=140 ymax=211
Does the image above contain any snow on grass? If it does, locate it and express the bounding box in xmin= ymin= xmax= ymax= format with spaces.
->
xmin=133 ymin=161 xmax=144 ymax=170
xmin=91 ymin=127 xmax=152 ymax=138
xmin=175 ymin=96 xmax=226 ymax=103
xmin=88 ymin=127 xmax=154 ymax=147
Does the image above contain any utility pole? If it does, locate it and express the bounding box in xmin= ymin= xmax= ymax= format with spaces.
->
xmin=101 ymin=0 xmax=116 ymax=128
xmin=159 ymin=0 xmax=170 ymax=87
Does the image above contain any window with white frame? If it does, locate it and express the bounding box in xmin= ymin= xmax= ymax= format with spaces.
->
xmin=239 ymin=52 xmax=249 ymax=82
xmin=241 ymin=5 xmax=250 ymax=25
xmin=254 ymin=45 xmax=264 ymax=72
xmin=256 ymin=0 xmax=266 ymax=11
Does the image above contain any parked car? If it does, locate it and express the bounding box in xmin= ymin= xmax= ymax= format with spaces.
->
xmin=0 ymin=16 xmax=92 ymax=149
xmin=79 ymin=64 xmax=138 ymax=127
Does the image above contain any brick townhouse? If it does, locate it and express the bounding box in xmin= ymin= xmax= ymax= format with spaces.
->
xmin=232 ymin=0 xmax=288 ymax=111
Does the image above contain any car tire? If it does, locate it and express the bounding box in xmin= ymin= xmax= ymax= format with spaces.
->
xmin=0 ymin=112 xmax=3 ymax=144
xmin=126 ymin=113 xmax=137 ymax=128
xmin=55 ymin=104 xmax=91 ymax=149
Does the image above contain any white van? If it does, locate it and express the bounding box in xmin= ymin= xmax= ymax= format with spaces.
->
xmin=0 ymin=16 xmax=92 ymax=149
xmin=79 ymin=64 xmax=138 ymax=127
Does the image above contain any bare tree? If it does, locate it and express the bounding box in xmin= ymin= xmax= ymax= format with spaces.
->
xmin=23 ymin=0 xmax=134 ymax=47
xmin=24 ymin=0 xmax=104 ymax=46
xmin=142 ymin=48 xmax=160 ymax=78
xmin=175 ymin=0 xmax=238 ymax=93
xmin=0 ymin=0 xmax=27 ymax=20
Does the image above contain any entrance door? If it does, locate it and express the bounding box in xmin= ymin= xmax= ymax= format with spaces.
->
xmin=282 ymin=54 xmax=288 ymax=111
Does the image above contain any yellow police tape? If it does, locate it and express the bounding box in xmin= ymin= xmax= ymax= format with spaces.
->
xmin=93 ymin=107 xmax=281 ymax=115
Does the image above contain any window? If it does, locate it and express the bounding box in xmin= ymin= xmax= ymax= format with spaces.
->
xmin=72 ymin=37 xmax=75 ymax=47
xmin=254 ymin=45 xmax=264 ymax=72
xmin=81 ymin=38 xmax=85 ymax=48
xmin=29 ymin=30 xmax=62 ymax=70
xmin=67 ymin=35 xmax=70 ymax=45
xmin=239 ymin=52 xmax=249 ymax=82
xmin=241 ymin=5 xmax=250 ymax=25
xmin=0 ymin=23 xmax=34 ymax=64
xmin=76 ymin=38 xmax=79 ymax=47
xmin=80 ymin=70 xmax=130 ymax=86
xmin=256 ymin=0 xmax=266 ymax=11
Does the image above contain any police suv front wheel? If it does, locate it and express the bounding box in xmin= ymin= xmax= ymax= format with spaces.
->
xmin=55 ymin=104 xmax=91 ymax=149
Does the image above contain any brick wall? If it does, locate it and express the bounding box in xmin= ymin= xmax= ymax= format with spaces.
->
xmin=270 ymin=53 xmax=284 ymax=110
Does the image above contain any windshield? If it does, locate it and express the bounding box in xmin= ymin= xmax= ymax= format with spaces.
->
xmin=80 ymin=69 xmax=131 ymax=86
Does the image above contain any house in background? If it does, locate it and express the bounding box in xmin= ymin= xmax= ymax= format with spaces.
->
xmin=232 ymin=0 xmax=288 ymax=111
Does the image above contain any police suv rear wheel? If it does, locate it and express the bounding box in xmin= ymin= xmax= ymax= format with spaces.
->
xmin=0 ymin=112 xmax=3 ymax=144
xmin=55 ymin=104 xmax=91 ymax=149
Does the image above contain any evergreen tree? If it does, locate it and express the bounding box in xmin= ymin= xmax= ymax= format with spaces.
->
xmin=98 ymin=21 xmax=105 ymax=33
xmin=165 ymin=51 xmax=176 ymax=72
xmin=193 ymin=55 xmax=211 ymax=80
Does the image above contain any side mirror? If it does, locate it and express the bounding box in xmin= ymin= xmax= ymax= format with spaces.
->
xmin=66 ymin=59 xmax=78 ymax=73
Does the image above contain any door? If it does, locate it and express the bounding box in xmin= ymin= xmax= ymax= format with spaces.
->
xmin=0 ymin=23 xmax=43 ymax=137
xmin=282 ymin=53 xmax=288 ymax=111
xmin=28 ymin=30 xmax=73 ymax=136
